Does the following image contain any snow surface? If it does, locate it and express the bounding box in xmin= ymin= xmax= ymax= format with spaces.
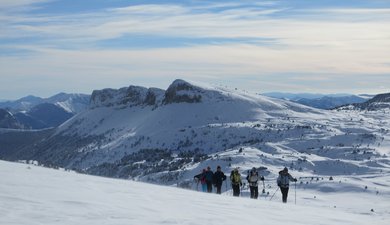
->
xmin=1 ymin=160 xmax=389 ymax=225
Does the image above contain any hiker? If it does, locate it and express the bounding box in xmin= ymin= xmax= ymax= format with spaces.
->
xmin=204 ymin=166 xmax=214 ymax=193
xmin=194 ymin=169 xmax=207 ymax=192
xmin=246 ymin=167 xmax=264 ymax=199
xmin=213 ymin=165 xmax=227 ymax=194
xmin=230 ymin=168 xmax=242 ymax=197
xmin=277 ymin=167 xmax=297 ymax=203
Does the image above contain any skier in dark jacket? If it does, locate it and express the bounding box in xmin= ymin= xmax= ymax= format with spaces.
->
xmin=246 ymin=167 xmax=264 ymax=199
xmin=204 ymin=166 xmax=214 ymax=193
xmin=230 ymin=168 xmax=242 ymax=197
xmin=213 ymin=165 xmax=226 ymax=194
xmin=277 ymin=167 xmax=297 ymax=203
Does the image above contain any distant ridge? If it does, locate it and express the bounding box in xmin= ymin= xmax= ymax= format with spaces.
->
xmin=0 ymin=93 xmax=90 ymax=129
xmin=263 ymin=92 xmax=369 ymax=109
xmin=345 ymin=92 xmax=390 ymax=111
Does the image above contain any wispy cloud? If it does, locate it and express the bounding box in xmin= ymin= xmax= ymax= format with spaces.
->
xmin=1 ymin=4 xmax=289 ymax=41
xmin=3 ymin=4 xmax=389 ymax=51
xmin=0 ymin=0 xmax=53 ymax=12
xmin=0 ymin=1 xmax=390 ymax=98
xmin=315 ymin=8 xmax=390 ymax=14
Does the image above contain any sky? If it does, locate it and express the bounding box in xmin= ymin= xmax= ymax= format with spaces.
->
xmin=1 ymin=0 xmax=390 ymax=99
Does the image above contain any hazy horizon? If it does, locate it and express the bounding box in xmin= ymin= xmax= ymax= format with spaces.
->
xmin=0 ymin=81 xmax=379 ymax=102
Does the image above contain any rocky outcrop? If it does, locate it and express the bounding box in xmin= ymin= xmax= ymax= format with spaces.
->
xmin=163 ymin=79 xmax=203 ymax=104
xmin=90 ymin=86 xmax=165 ymax=108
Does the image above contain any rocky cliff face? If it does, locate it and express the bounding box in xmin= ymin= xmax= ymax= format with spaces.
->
xmin=163 ymin=79 xmax=203 ymax=104
xmin=90 ymin=86 xmax=165 ymax=108
xmin=89 ymin=80 xmax=209 ymax=108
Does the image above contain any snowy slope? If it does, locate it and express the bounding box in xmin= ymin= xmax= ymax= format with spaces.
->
xmin=1 ymin=160 xmax=389 ymax=225
xmin=11 ymin=79 xmax=329 ymax=167
xmin=47 ymin=93 xmax=90 ymax=114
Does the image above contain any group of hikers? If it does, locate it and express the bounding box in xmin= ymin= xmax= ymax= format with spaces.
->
xmin=194 ymin=166 xmax=297 ymax=203
xmin=194 ymin=166 xmax=227 ymax=194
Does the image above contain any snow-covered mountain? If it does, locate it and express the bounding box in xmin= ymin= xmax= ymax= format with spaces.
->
xmin=263 ymin=92 xmax=367 ymax=109
xmin=47 ymin=93 xmax=91 ymax=114
xmin=0 ymin=93 xmax=90 ymax=129
xmin=1 ymin=79 xmax=389 ymax=190
xmin=0 ymin=93 xmax=90 ymax=114
xmin=1 ymin=160 xmax=389 ymax=225
xmin=0 ymin=95 xmax=44 ymax=112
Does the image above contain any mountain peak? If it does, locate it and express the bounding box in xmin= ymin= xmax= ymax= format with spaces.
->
xmin=19 ymin=95 xmax=43 ymax=102
xmin=163 ymin=79 xmax=203 ymax=104
xmin=170 ymin=79 xmax=192 ymax=86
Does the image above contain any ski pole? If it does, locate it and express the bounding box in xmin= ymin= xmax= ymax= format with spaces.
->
xmin=262 ymin=179 xmax=265 ymax=193
xmin=269 ymin=186 xmax=279 ymax=201
xmin=225 ymin=179 xmax=228 ymax=193
xmin=294 ymin=181 xmax=297 ymax=205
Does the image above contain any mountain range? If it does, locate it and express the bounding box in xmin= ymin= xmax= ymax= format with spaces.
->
xmin=0 ymin=79 xmax=389 ymax=190
xmin=262 ymin=92 xmax=370 ymax=109
xmin=0 ymin=93 xmax=90 ymax=114
xmin=0 ymin=89 xmax=380 ymax=130
xmin=0 ymin=93 xmax=90 ymax=129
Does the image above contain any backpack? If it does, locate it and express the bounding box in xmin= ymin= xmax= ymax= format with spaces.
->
xmin=231 ymin=171 xmax=241 ymax=184
xmin=248 ymin=171 xmax=258 ymax=183
xmin=200 ymin=175 xmax=206 ymax=184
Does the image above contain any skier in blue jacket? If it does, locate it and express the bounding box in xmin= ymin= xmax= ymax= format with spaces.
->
xmin=204 ymin=166 xmax=214 ymax=193
xmin=277 ymin=167 xmax=297 ymax=203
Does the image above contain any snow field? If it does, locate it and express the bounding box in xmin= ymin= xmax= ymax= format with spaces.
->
xmin=1 ymin=160 xmax=389 ymax=225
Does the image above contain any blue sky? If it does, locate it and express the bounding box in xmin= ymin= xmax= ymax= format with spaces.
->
xmin=1 ymin=0 xmax=390 ymax=99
